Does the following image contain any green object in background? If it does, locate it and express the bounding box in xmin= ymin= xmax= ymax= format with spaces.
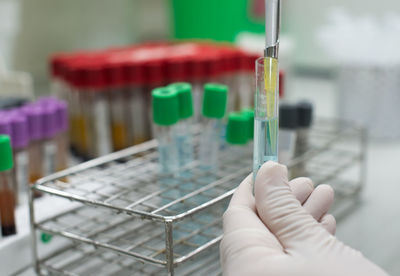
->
xmin=41 ymin=232 xmax=53 ymax=244
xmin=226 ymin=112 xmax=249 ymax=145
xmin=170 ymin=0 xmax=265 ymax=42
xmin=152 ymin=87 xmax=180 ymax=126
xmin=202 ymin=84 xmax=228 ymax=119
xmin=0 ymin=135 xmax=13 ymax=172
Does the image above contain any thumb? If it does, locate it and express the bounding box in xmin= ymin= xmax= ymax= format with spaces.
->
xmin=255 ymin=161 xmax=331 ymax=251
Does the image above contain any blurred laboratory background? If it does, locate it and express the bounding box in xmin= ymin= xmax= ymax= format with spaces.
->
xmin=0 ymin=0 xmax=400 ymax=275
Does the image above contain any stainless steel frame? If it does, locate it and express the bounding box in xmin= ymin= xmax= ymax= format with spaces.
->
xmin=29 ymin=118 xmax=367 ymax=276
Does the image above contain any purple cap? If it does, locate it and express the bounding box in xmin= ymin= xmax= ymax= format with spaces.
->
xmin=55 ymin=101 xmax=69 ymax=132
xmin=9 ymin=113 xmax=29 ymax=149
xmin=24 ymin=106 xmax=43 ymax=140
xmin=0 ymin=115 xmax=12 ymax=137
xmin=41 ymin=105 xmax=57 ymax=139
xmin=37 ymin=96 xmax=59 ymax=106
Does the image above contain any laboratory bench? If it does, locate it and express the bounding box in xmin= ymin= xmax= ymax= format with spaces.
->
xmin=3 ymin=75 xmax=400 ymax=275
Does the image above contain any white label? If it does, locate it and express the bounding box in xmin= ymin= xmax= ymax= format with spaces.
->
xmin=94 ymin=97 xmax=112 ymax=156
xmin=44 ymin=141 xmax=57 ymax=176
xmin=15 ymin=151 xmax=29 ymax=195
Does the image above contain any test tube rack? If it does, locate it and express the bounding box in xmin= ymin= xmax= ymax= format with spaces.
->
xmin=29 ymin=118 xmax=367 ymax=276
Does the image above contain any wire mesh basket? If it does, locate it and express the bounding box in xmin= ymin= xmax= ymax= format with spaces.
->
xmin=29 ymin=118 xmax=367 ymax=276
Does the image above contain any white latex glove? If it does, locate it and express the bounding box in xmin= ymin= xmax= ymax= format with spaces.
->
xmin=220 ymin=161 xmax=388 ymax=276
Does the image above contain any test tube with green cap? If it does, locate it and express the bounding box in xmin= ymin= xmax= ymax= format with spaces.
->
xmin=152 ymin=87 xmax=180 ymax=175
xmin=0 ymin=135 xmax=17 ymax=237
xmin=168 ymin=82 xmax=194 ymax=170
xmin=199 ymin=83 xmax=228 ymax=171
xmin=241 ymin=108 xmax=255 ymax=141
xmin=226 ymin=112 xmax=249 ymax=147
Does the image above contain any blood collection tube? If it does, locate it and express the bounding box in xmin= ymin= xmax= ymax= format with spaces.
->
xmin=221 ymin=49 xmax=241 ymax=112
xmin=190 ymin=56 xmax=208 ymax=122
xmin=144 ymin=60 xmax=166 ymax=139
xmin=123 ymin=60 xmax=147 ymax=145
xmin=50 ymin=54 xmax=70 ymax=101
xmin=9 ymin=112 xmax=30 ymax=204
xmin=238 ymin=53 xmax=258 ymax=109
xmin=198 ymin=84 xmax=228 ymax=171
xmin=24 ymin=106 xmax=44 ymax=188
xmin=168 ymin=83 xmax=194 ymax=169
xmin=80 ymin=62 xmax=112 ymax=158
xmin=152 ymin=87 xmax=179 ymax=175
xmin=54 ymin=101 xmax=69 ymax=172
xmin=0 ymin=135 xmax=17 ymax=237
xmin=41 ymin=104 xmax=58 ymax=176
xmin=106 ymin=60 xmax=130 ymax=151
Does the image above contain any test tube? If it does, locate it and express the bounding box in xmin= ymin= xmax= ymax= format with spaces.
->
xmin=226 ymin=112 xmax=250 ymax=157
xmin=152 ymin=87 xmax=179 ymax=175
xmin=40 ymin=104 xmax=58 ymax=176
xmin=278 ymin=104 xmax=298 ymax=166
xmin=238 ymin=53 xmax=258 ymax=109
xmin=198 ymin=84 xmax=228 ymax=172
xmin=81 ymin=63 xmax=112 ymax=158
xmin=253 ymin=57 xmax=279 ymax=176
xmin=106 ymin=61 xmax=130 ymax=151
xmin=9 ymin=112 xmax=30 ymax=204
xmin=292 ymin=101 xmax=313 ymax=178
xmin=123 ymin=60 xmax=148 ymax=145
xmin=0 ymin=135 xmax=17 ymax=237
xmin=24 ymin=106 xmax=44 ymax=189
xmin=168 ymin=83 xmax=194 ymax=170
xmin=54 ymin=101 xmax=69 ymax=172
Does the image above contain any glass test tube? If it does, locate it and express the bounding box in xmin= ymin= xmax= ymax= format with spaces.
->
xmin=198 ymin=84 xmax=228 ymax=172
xmin=0 ymin=135 xmax=17 ymax=237
xmin=278 ymin=103 xmax=298 ymax=166
xmin=253 ymin=57 xmax=279 ymax=177
xmin=238 ymin=54 xmax=257 ymax=109
xmin=41 ymin=104 xmax=58 ymax=176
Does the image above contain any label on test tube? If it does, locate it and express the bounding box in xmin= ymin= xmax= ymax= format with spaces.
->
xmin=43 ymin=141 xmax=57 ymax=176
xmin=94 ymin=98 xmax=112 ymax=156
xmin=15 ymin=151 xmax=28 ymax=195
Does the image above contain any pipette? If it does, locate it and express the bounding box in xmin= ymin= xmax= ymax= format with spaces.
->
xmin=253 ymin=0 xmax=280 ymax=180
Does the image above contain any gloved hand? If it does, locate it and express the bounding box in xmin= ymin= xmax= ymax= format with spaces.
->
xmin=220 ymin=161 xmax=388 ymax=276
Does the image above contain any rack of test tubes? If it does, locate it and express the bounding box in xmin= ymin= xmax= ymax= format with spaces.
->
xmin=50 ymin=42 xmax=260 ymax=160
xmin=29 ymin=116 xmax=366 ymax=276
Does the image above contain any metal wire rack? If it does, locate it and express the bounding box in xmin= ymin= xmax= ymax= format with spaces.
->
xmin=29 ymin=118 xmax=367 ymax=276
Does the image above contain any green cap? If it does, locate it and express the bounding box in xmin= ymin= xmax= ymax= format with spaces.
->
xmin=169 ymin=82 xmax=194 ymax=119
xmin=226 ymin=113 xmax=249 ymax=145
xmin=152 ymin=87 xmax=180 ymax=126
xmin=202 ymin=83 xmax=228 ymax=119
xmin=0 ymin=135 xmax=13 ymax=171
xmin=241 ymin=108 xmax=255 ymax=140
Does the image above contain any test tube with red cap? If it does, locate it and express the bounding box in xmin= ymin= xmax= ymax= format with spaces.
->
xmin=237 ymin=53 xmax=258 ymax=109
xmin=124 ymin=60 xmax=148 ymax=145
xmin=54 ymin=100 xmax=69 ymax=172
xmin=77 ymin=61 xmax=112 ymax=158
xmin=105 ymin=60 xmax=130 ymax=151
xmin=144 ymin=59 xmax=167 ymax=140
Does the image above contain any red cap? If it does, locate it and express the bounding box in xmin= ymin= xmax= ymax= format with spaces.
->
xmin=66 ymin=61 xmax=86 ymax=88
xmin=84 ymin=62 xmax=106 ymax=90
xmin=190 ymin=54 xmax=221 ymax=79
xmin=104 ymin=60 xmax=125 ymax=88
xmin=279 ymin=70 xmax=285 ymax=98
xmin=240 ymin=53 xmax=259 ymax=72
xmin=122 ymin=60 xmax=146 ymax=86
xmin=166 ymin=57 xmax=189 ymax=82
xmin=144 ymin=60 xmax=165 ymax=86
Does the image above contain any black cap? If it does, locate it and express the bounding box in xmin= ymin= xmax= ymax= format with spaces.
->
xmin=0 ymin=98 xmax=28 ymax=110
xmin=279 ymin=103 xmax=298 ymax=129
xmin=297 ymin=101 xmax=313 ymax=127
